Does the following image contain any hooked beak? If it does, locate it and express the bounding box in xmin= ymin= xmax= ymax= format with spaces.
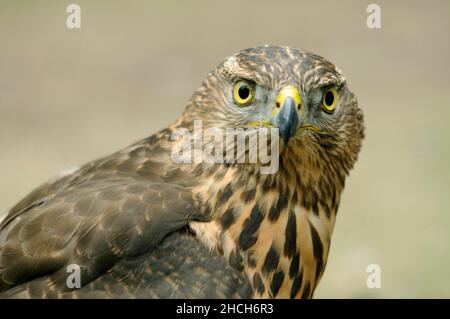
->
xmin=272 ymin=85 xmax=302 ymax=143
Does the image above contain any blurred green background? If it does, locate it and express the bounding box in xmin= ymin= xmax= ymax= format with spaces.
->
xmin=1 ymin=0 xmax=449 ymax=298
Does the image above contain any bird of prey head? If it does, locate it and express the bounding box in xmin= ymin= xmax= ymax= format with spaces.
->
xmin=180 ymin=46 xmax=363 ymax=165
xmin=0 ymin=46 xmax=364 ymax=299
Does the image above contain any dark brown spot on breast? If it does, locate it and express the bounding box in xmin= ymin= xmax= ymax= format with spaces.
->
xmin=217 ymin=184 xmax=233 ymax=206
xmin=270 ymin=270 xmax=285 ymax=297
xmin=261 ymin=176 xmax=275 ymax=192
xmin=252 ymin=272 xmax=265 ymax=295
xmin=309 ymin=222 xmax=324 ymax=284
xmin=268 ymin=191 xmax=289 ymax=222
xmin=241 ymin=188 xmax=256 ymax=203
xmin=301 ymin=281 xmax=311 ymax=299
xmin=323 ymin=203 xmax=331 ymax=219
xmin=311 ymin=191 xmax=319 ymax=216
xmin=289 ymin=253 xmax=300 ymax=278
xmin=220 ymin=207 xmax=236 ymax=229
xmin=284 ymin=210 xmax=297 ymax=258
xmin=262 ymin=246 xmax=279 ymax=274
xmin=290 ymin=271 xmax=303 ymax=298
xmin=238 ymin=205 xmax=264 ymax=251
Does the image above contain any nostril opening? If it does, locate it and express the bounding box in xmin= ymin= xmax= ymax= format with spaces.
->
xmin=297 ymin=104 xmax=301 ymax=110
xmin=276 ymin=102 xmax=280 ymax=108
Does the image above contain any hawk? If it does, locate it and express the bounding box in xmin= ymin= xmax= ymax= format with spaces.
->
xmin=0 ymin=46 xmax=364 ymax=298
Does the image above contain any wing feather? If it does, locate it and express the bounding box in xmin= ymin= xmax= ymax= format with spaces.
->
xmin=0 ymin=176 xmax=203 ymax=292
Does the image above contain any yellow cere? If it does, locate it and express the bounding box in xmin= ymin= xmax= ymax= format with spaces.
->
xmin=274 ymin=85 xmax=302 ymax=116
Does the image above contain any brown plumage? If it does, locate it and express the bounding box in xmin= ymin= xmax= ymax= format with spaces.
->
xmin=0 ymin=46 xmax=364 ymax=298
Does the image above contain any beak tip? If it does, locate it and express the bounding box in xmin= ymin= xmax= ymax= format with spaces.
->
xmin=275 ymin=96 xmax=299 ymax=143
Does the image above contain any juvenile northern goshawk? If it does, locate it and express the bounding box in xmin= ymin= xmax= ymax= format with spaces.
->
xmin=0 ymin=46 xmax=364 ymax=298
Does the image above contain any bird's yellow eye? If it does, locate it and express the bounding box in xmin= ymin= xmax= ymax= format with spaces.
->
xmin=322 ymin=87 xmax=338 ymax=112
xmin=233 ymin=80 xmax=254 ymax=105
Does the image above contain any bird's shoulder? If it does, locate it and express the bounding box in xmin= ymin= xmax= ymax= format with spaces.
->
xmin=0 ymin=137 xmax=205 ymax=292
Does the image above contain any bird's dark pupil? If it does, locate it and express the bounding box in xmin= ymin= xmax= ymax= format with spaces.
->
xmin=239 ymin=85 xmax=250 ymax=99
xmin=325 ymin=91 xmax=334 ymax=106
